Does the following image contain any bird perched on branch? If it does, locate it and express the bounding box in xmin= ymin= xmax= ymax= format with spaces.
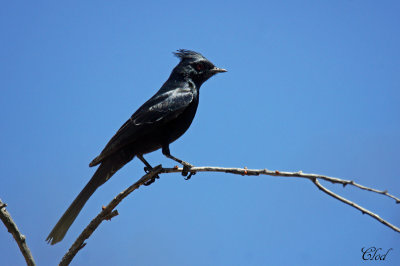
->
xmin=46 ymin=49 xmax=227 ymax=244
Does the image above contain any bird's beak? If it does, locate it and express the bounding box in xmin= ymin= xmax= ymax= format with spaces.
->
xmin=210 ymin=67 xmax=227 ymax=73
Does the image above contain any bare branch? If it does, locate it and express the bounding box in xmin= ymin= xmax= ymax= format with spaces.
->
xmin=61 ymin=165 xmax=400 ymax=265
xmin=0 ymin=199 xmax=36 ymax=266
xmin=348 ymin=182 xmax=400 ymax=204
xmin=161 ymin=166 xmax=400 ymax=204
xmin=59 ymin=165 xmax=162 ymax=266
xmin=311 ymin=179 xmax=400 ymax=233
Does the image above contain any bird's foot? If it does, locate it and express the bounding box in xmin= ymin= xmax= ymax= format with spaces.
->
xmin=143 ymin=178 xmax=155 ymax=186
xmin=184 ymin=171 xmax=196 ymax=180
xmin=143 ymin=167 xmax=160 ymax=186
xmin=181 ymin=161 xmax=195 ymax=180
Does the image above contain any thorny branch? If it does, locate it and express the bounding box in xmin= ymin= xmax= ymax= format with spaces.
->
xmin=0 ymin=199 xmax=36 ymax=266
xmin=59 ymin=165 xmax=163 ymax=266
xmin=311 ymin=179 xmax=399 ymax=232
xmin=60 ymin=165 xmax=400 ymax=265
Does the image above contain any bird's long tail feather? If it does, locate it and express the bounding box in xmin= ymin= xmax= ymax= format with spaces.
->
xmin=46 ymin=157 xmax=128 ymax=245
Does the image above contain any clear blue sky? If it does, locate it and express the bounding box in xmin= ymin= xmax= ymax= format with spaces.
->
xmin=1 ymin=1 xmax=399 ymax=265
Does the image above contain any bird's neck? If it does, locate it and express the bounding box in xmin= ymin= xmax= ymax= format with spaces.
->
xmin=163 ymin=75 xmax=200 ymax=92
xmin=169 ymin=71 xmax=207 ymax=88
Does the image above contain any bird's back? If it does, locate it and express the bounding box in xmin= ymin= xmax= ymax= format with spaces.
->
xmin=90 ymin=79 xmax=199 ymax=166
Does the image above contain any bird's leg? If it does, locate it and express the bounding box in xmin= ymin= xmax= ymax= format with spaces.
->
xmin=162 ymin=146 xmax=195 ymax=179
xmin=137 ymin=154 xmax=153 ymax=173
xmin=137 ymin=154 xmax=159 ymax=186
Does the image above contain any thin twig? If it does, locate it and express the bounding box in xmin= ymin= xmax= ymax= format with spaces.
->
xmin=348 ymin=182 xmax=400 ymax=204
xmin=164 ymin=166 xmax=400 ymax=233
xmin=61 ymin=165 xmax=400 ymax=265
xmin=0 ymin=199 xmax=36 ymax=266
xmin=161 ymin=166 xmax=400 ymax=204
xmin=312 ymin=179 xmax=400 ymax=233
xmin=59 ymin=165 xmax=162 ymax=266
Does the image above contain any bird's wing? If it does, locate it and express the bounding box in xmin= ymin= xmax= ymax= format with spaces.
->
xmin=89 ymin=87 xmax=194 ymax=166
xmin=132 ymin=89 xmax=194 ymax=125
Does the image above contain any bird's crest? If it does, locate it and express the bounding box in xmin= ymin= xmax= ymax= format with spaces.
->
xmin=173 ymin=49 xmax=205 ymax=61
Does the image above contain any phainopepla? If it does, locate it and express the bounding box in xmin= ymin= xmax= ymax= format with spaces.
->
xmin=46 ymin=49 xmax=227 ymax=245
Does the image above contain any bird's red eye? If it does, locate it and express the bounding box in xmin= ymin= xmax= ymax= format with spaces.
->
xmin=196 ymin=63 xmax=204 ymax=71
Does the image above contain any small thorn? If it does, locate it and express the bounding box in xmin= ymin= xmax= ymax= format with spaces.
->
xmin=174 ymin=165 xmax=179 ymax=169
xmin=105 ymin=210 xmax=119 ymax=221
xmin=78 ymin=242 xmax=87 ymax=251
xmin=275 ymin=170 xmax=280 ymax=174
xmin=102 ymin=206 xmax=106 ymax=211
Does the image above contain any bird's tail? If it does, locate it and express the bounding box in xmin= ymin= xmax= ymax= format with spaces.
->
xmin=46 ymin=157 xmax=128 ymax=245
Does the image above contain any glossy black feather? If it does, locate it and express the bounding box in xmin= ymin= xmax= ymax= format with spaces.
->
xmin=90 ymin=83 xmax=195 ymax=166
xmin=46 ymin=50 xmax=226 ymax=244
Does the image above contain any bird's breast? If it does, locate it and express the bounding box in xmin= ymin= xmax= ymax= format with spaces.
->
xmin=130 ymin=97 xmax=199 ymax=155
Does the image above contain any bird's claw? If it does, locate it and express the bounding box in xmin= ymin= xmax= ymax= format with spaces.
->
xmin=184 ymin=171 xmax=196 ymax=180
xmin=143 ymin=178 xmax=155 ymax=186
xmin=181 ymin=162 xmax=192 ymax=176
xmin=143 ymin=167 xmax=160 ymax=186
xmin=181 ymin=161 xmax=195 ymax=179
xmin=143 ymin=174 xmax=160 ymax=186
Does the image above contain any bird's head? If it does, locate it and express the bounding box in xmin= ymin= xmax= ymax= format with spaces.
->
xmin=171 ymin=49 xmax=227 ymax=86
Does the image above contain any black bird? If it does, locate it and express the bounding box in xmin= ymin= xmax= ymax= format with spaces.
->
xmin=46 ymin=49 xmax=227 ymax=244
